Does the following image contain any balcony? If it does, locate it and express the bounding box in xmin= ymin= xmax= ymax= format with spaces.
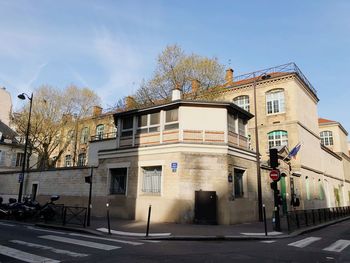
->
xmin=118 ymin=129 xmax=249 ymax=149
xmin=90 ymin=132 xmax=117 ymax=142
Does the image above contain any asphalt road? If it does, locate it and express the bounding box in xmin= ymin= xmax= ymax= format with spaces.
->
xmin=0 ymin=220 xmax=349 ymax=262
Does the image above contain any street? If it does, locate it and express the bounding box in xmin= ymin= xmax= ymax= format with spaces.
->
xmin=0 ymin=220 xmax=350 ymax=262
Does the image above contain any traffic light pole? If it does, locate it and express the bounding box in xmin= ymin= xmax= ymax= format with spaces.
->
xmin=272 ymin=181 xmax=281 ymax=231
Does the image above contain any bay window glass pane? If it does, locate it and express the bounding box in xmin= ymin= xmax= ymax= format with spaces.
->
xmin=166 ymin=109 xmax=178 ymax=123
xmin=150 ymin=112 xmax=160 ymax=125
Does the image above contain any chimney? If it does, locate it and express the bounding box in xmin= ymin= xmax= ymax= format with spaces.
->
xmin=191 ymin=79 xmax=200 ymax=93
xmin=125 ymin=96 xmax=136 ymax=110
xmin=92 ymin=106 xmax=103 ymax=116
xmin=225 ymin=68 xmax=234 ymax=84
xmin=172 ymin=84 xmax=182 ymax=101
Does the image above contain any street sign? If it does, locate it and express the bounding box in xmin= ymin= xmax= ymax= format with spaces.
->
xmin=269 ymin=170 xmax=280 ymax=181
xmin=171 ymin=162 xmax=178 ymax=173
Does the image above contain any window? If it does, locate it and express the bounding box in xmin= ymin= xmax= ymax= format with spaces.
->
xmin=96 ymin=124 xmax=105 ymax=140
xmin=233 ymin=95 xmax=250 ymax=112
xmin=65 ymin=155 xmax=72 ymax=167
xmin=228 ymin=114 xmax=236 ymax=133
xmin=67 ymin=130 xmax=74 ymax=141
xmin=77 ymin=153 xmax=86 ymax=166
xmin=0 ymin=151 xmax=4 ymax=166
xmin=80 ymin=127 xmax=89 ymax=143
xmin=268 ymin=130 xmax=288 ymax=148
xmin=266 ymin=89 xmax=285 ymax=114
xmin=121 ymin=117 xmax=133 ymax=137
xmin=15 ymin=153 xmax=24 ymax=167
xmin=238 ymin=118 xmax=246 ymax=136
xmin=110 ymin=168 xmax=127 ymax=195
xmin=318 ymin=180 xmax=324 ymax=200
xmin=137 ymin=112 xmax=160 ymax=134
xmin=320 ymin=131 xmax=333 ymax=146
xmin=233 ymin=168 xmax=245 ymax=198
xmin=141 ymin=166 xmax=162 ymax=194
xmin=165 ymin=109 xmax=179 ymax=130
xmin=305 ymin=176 xmax=310 ymax=200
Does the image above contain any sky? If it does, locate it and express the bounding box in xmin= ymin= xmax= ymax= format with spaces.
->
xmin=0 ymin=0 xmax=349 ymax=132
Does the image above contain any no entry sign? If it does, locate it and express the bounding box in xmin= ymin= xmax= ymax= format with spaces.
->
xmin=270 ymin=169 xmax=280 ymax=181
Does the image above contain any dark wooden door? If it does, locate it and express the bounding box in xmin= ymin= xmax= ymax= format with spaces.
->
xmin=194 ymin=191 xmax=217 ymax=224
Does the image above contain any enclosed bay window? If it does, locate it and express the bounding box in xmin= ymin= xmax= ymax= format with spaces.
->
xmin=320 ymin=131 xmax=333 ymax=146
xmin=266 ymin=89 xmax=285 ymax=114
xmin=228 ymin=114 xmax=236 ymax=133
xmin=141 ymin=166 xmax=162 ymax=194
xmin=121 ymin=117 xmax=133 ymax=137
xmin=137 ymin=112 xmax=160 ymax=134
xmin=233 ymin=95 xmax=250 ymax=112
xmin=238 ymin=118 xmax=246 ymax=136
xmin=268 ymin=130 xmax=288 ymax=148
xmin=165 ymin=109 xmax=179 ymax=130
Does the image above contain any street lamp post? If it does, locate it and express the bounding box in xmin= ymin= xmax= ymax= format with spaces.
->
xmin=17 ymin=92 xmax=33 ymax=202
xmin=253 ymin=74 xmax=270 ymax=222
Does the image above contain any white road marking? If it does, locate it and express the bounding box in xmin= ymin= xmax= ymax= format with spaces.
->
xmin=0 ymin=222 xmax=15 ymax=227
xmin=260 ymin=240 xmax=276 ymax=243
xmin=26 ymin=226 xmax=67 ymax=235
xmin=39 ymin=235 xmax=120 ymax=251
xmin=241 ymin=232 xmax=282 ymax=236
xmin=0 ymin=244 xmax=60 ymax=263
xmin=69 ymin=233 xmax=143 ymax=246
xmin=10 ymin=240 xmax=89 ymax=257
xmin=323 ymin=240 xmax=350 ymax=253
xmin=288 ymin=237 xmax=322 ymax=248
xmin=142 ymin=240 xmax=161 ymax=243
xmin=97 ymin=227 xmax=171 ymax=237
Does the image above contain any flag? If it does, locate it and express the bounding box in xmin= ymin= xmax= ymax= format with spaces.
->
xmin=288 ymin=143 xmax=301 ymax=159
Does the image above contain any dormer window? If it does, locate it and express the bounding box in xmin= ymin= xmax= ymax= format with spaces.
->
xmin=320 ymin=131 xmax=333 ymax=146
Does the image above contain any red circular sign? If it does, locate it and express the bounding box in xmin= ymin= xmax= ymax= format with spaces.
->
xmin=270 ymin=170 xmax=280 ymax=181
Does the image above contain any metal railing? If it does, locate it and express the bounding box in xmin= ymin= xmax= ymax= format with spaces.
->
xmin=287 ymin=206 xmax=350 ymax=233
xmin=90 ymin=132 xmax=117 ymax=142
xmin=233 ymin=62 xmax=317 ymax=95
xmin=62 ymin=206 xmax=87 ymax=227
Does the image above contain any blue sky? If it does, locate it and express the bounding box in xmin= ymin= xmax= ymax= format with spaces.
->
xmin=1 ymin=0 xmax=349 ymax=132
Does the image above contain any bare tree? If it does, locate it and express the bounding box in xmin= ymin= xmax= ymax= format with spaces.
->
xmin=132 ymin=44 xmax=225 ymax=107
xmin=12 ymin=85 xmax=101 ymax=169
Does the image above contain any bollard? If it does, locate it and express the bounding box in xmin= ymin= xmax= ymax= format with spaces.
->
xmin=146 ymin=205 xmax=152 ymax=237
xmin=263 ymin=204 xmax=267 ymax=236
xmin=106 ymin=203 xmax=111 ymax=235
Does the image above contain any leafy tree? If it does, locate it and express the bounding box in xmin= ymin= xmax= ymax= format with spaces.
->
xmin=12 ymin=85 xmax=101 ymax=169
xmin=132 ymin=44 xmax=225 ymax=107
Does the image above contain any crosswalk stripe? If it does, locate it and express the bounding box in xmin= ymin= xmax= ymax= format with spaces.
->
xmin=323 ymin=240 xmax=350 ymax=252
xmin=26 ymin=226 xmax=67 ymax=235
xmin=11 ymin=240 xmax=89 ymax=257
xmin=69 ymin=233 xmax=143 ymax=246
xmin=0 ymin=245 xmax=60 ymax=263
xmin=261 ymin=240 xmax=276 ymax=243
xmin=288 ymin=237 xmax=322 ymax=248
xmin=39 ymin=235 xmax=120 ymax=251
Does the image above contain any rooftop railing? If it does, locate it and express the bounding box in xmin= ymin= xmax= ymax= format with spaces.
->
xmin=233 ymin=62 xmax=317 ymax=95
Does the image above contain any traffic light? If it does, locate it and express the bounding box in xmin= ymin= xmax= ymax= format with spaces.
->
xmin=269 ymin=148 xmax=279 ymax=168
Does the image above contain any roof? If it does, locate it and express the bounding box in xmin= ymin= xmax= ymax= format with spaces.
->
xmin=114 ymin=99 xmax=254 ymax=121
xmin=0 ymin=120 xmax=19 ymax=142
xmin=318 ymin=118 xmax=336 ymax=124
xmin=318 ymin=117 xmax=348 ymax=136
